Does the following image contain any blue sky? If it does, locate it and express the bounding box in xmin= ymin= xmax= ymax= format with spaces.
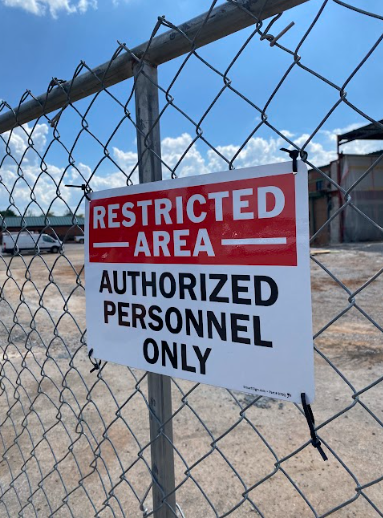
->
xmin=0 ymin=0 xmax=382 ymax=214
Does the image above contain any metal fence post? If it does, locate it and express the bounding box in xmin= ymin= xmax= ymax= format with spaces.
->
xmin=133 ymin=60 xmax=177 ymax=518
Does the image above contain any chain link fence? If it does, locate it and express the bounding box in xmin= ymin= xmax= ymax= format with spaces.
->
xmin=0 ymin=0 xmax=382 ymax=516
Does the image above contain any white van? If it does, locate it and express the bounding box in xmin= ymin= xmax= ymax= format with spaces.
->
xmin=2 ymin=232 xmax=63 ymax=254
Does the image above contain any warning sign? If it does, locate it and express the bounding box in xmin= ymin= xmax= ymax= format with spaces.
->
xmin=85 ymin=161 xmax=314 ymax=403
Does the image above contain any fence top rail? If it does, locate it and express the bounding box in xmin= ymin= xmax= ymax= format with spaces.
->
xmin=0 ymin=0 xmax=308 ymax=136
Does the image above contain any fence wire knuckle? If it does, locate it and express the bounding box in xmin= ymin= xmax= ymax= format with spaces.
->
xmin=0 ymin=0 xmax=382 ymax=516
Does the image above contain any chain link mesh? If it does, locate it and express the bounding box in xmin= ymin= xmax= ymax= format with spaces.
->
xmin=1 ymin=0 xmax=382 ymax=516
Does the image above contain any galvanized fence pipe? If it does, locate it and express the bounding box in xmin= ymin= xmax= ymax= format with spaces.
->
xmin=134 ymin=61 xmax=177 ymax=518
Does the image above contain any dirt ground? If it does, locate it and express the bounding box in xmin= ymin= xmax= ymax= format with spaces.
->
xmin=0 ymin=243 xmax=382 ymax=517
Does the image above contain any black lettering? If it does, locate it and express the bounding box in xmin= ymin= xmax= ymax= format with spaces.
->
xmin=181 ymin=343 xmax=196 ymax=373
xmin=132 ymin=304 xmax=146 ymax=329
xmin=161 ymin=340 xmax=178 ymax=369
xmin=159 ymin=272 xmax=177 ymax=298
xmin=165 ymin=307 xmax=183 ymax=334
xmin=143 ymin=338 xmax=159 ymax=364
xmin=142 ymin=272 xmax=157 ymax=297
xmin=193 ymin=346 xmax=211 ymax=375
xmin=185 ymin=309 xmax=203 ymax=337
xmin=254 ymin=276 xmax=278 ymax=306
xmin=113 ymin=271 xmax=126 ymax=295
xmin=104 ymin=301 xmax=116 ymax=323
xmin=207 ymin=311 xmax=227 ymax=341
xmin=179 ymin=273 xmax=197 ymax=300
xmin=209 ymin=274 xmax=229 ymax=303
xmin=231 ymin=313 xmax=250 ymax=344
xmin=99 ymin=270 xmax=112 ymax=293
xmin=200 ymin=273 xmax=207 ymax=301
xmin=118 ymin=302 xmax=130 ymax=327
xmin=232 ymin=275 xmax=251 ymax=305
xmin=148 ymin=305 xmax=163 ymax=331
xmin=127 ymin=271 xmax=139 ymax=296
xmin=253 ymin=316 xmax=273 ymax=347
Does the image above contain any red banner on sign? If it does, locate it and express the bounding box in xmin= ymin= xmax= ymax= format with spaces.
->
xmin=89 ymin=173 xmax=297 ymax=266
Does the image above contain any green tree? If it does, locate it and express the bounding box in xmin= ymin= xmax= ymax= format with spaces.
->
xmin=0 ymin=209 xmax=17 ymax=218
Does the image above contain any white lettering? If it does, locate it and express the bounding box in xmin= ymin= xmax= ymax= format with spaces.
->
xmin=193 ymin=229 xmax=214 ymax=256
xmin=93 ymin=206 xmax=106 ymax=229
xmin=122 ymin=202 xmax=136 ymax=227
xmin=134 ymin=232 xmax=150 ymax=256
xmin=108 ymin=204 xmax=120 ymax=228
xmin=258 ymin=186 xmax=285 ymax=219
xmin=208 ymin=191 xmax=229 ymax=221
xmin=137 ymin=200 xmax=152 ymax=226
xmin=187 ymin=194 xmax=207 ymax=223
xmin=173 ymin=229 xmax=191 ymax=256
xmin=155 ymin=199 xmax=172 ymax=225
xmin=153 ymin=231 xmax=171 ymax=256
xmin=176 ymin=196 xmax=184 ymax=224
xmin=233 ymin=189 xmax=254 ymax=220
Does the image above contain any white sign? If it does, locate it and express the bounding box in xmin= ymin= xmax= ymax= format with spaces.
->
xmin=85 ymin=161 xmax=314 ymax=403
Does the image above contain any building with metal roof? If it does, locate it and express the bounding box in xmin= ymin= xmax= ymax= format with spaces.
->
xmin=309 ymin=117 xmax=383 ymax=244
xmin=1 ymin=216 xmax=84 ymax=241
xmin=337 ymin=119 xmax=383 ymax=148
xmin=2 ymin=216 xmax=84 ymax=228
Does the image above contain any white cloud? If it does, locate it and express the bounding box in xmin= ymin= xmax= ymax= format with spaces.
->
xmin=112 ymin=0 xmax=130 ymax=6
xmin=2 ymin=0 xmax=97 ymax=17
xmin=0 ymin=161 xmax=75 ymax=215
xmin=111 ymin=147 xmax=138 ymax=184
xmin=292 ymin=134 xmax=337 ymax=167
xmin=2 ymin=123 xmax=48 ymax=161
xmin=154 ymin=131 xmax=338 ymax=178
xmin=90 ymin=171 xmax=134 ymax=191
xmin=112 ymin=147 xmax=137 ymax=169
xmin=161 ymin=133 xmax=211 ymax=178
xmin=0 ymin=123 xmax=76 ymax=214
xmin=77 ymin=0 xmax=96 ymax=13
xmin=2 ymin=122 xmax=381 ymax=217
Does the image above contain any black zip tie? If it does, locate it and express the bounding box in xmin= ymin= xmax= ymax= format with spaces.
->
xmin=65 ymin=183 xmax=92 ymax=201
xmin=301 ymin=393 xmax=328 ymax=462
xmin=280 ymin=148 xmax=299 ymax=173
xmin=88 ymin=348 xmax=101 ymax=374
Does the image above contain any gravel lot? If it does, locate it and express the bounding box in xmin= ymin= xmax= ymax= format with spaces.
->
xmin=0 ymin=243 xmax=382 ymax=517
